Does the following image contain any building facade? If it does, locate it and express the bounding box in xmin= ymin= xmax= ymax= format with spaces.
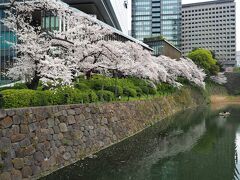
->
xmin=0 ymin=0 xmax=17 ymax=85
xmin=237 ymin=51 xmax=240 ymax=67
xmin=182 ymin=0 xmax=236 ymax=67
xmin=0 ymin=0 xmax=151 ymax=85
xmin=62 ymin=0 xmax=130 ymax=35
xmin=132 ymin=0 xmax=182 ymax=48
xmin=143 ymin=36 xmax=181 ymax=59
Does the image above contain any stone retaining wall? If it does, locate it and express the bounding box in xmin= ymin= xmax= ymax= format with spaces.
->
xmin=0 ymin=88 xmax=205 ymax=179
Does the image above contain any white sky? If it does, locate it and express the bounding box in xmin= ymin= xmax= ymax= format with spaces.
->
xmin=182 ymin=0 xmax=240 ymax=51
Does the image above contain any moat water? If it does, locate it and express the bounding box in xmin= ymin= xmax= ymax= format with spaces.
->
xmin=43 ymin=105 xmax=240 ymax=180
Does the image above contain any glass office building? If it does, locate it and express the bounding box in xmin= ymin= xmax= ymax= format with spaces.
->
xmin=0 ymin=0 xmax=17 ymax=85
xmin=0 ymin=0 xmax=60 ymax=85
xmin=132 ymin=0 xmax=181 ymax=48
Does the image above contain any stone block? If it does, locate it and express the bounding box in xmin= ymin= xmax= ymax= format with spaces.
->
xmin=23 ymin=145 xmax=36 ymax=156
xmin=76 ymin=114 xmax=85 ymax=122
xmin=11 ymin=125 xmax=20 ymax=135
xmin=54 ymin=118 xmax=60 ymax=125
xmin=85 ymin=107 xmax=91 ymax=113
xmin=53 ymin=126 xmax=60 ymax=134
xmin=0 ymin=172 xmax=11 ymax=180
xmin=67 ymin=115 xmax=76 ymax=125
xmin=12 ymin=115 xmax=21 ymax=125
xmin=40 ymin=120 xmax=47 ymax=128
xmin=19 ymin=138 xmax=31 ymax=148
xmin=12 ymin=158 xmax=24 ymax=170
xmin=11 ymin=169 xmax=22 ymax=180
xmin=0 ymin=137 xmax=11 ymax=151
xmin=21 ymin=166 xmax=32 ymax=178
xmin=29 ymin=123 xmax=37 ymax=132
xmin=67 ymin=109 xmax=75 ymax=116
xmin=24 ymin=155 xmax=34 ymax=166
xmin=1 ymin=116 xmax=13 ymax=128
xmin=75 ymin=108 xmax=81 ymax=115
xmin=6 ymin=110 xmax=15 ymax=117
xmin=3 ymin=156 xmax=13 ymax=171
xmin=10 ymin=134 xmax=26 ymax=143
xmin=34 ymin=151 xmax=44 ymax=162
xmin=59 ymin=123 xmax=68 ymax=132
xmin=47 ymin=118 xmax=55 ymax=128
xmin=32 ymin=165 xmax=41 ymax=175
xmin=63 ymin=152 xmax=71 ymax=160
xmin=20 ymin=125 xmax=29 ymax=134
xmin=0 ymin=109 xmax=6 ymax=119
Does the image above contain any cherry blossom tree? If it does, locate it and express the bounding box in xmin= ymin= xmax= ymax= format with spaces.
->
xmin=210 ymin=73 xmax=227 ymax=85
xmin=3 ymin=0 xmax=206 ymax=90
xmin=3 ymin=0 xmax=112 ymax=89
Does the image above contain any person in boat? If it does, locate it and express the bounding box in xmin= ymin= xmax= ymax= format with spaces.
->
xmin=219 ymin=111 xmax=230 ymax=116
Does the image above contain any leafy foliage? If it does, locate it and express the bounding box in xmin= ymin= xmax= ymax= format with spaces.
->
xmin=188 ymin=48 xmax=220 ymax=75
xmin=96 ymin=90 xmax=114 ymax=102
xmin=0 ymin=75 xmax=183 ymax=108
xmin=157 ymin=83 xmax=177 ymax=95
xmin=0 ymin=87 xmax=99 ymax=108
xmin=123 ymin=87 xmax=137 ymax=97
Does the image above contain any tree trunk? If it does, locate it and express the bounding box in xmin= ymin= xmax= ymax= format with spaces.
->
xmin=26 ymin=75 xmax=40 ymax=90
xmin=86 ymin=70 xmax=92 ymax=80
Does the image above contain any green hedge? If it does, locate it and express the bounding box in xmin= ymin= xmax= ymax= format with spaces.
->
xmin=97 ymin=90 xmax=114 ymax=102
xmin=0 ymin=87 xmax=99 ymax=108
xmin=1 ymin=89 xmax=37 ymax=108
xmin=0 ymin=75 xmax=179 ymax=108
xmin=123 ymin=87 xmax=137 ymax=97
xmin=157 ymin=83 xmax=177 ymax=95
xmin=75 ymin=82 xmax=90 ymax=91
xmin=105 ymin=85 xmax=123 ymax=97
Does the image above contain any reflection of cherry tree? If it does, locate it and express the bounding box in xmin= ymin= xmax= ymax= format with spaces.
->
xmin=3 ymin=0 xmax=206 ymax=89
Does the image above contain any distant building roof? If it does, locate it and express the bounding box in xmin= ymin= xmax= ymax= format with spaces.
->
xmin=143 ymin=37 xmax=181 ymax=53
xmin=182 ymin=0 xmax=235 ymax=8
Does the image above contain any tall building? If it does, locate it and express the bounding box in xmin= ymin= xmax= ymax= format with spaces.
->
xmin=0 ymin=1 xmax=17 ymax=85
xmin=132 ymin=0 xmax=182 ymax=48
xmin=0 ymin=0 xmax=150 ymax=85
xmin=182 ymin=0 xmax=236 ymax=67
xmin=237 ymin=51 xmax=240 ymax=67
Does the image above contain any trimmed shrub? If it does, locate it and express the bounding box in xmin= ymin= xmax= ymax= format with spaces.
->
xmin=88 ymin=91 xmax=98 ymax=103
xmin=74 ymin=82 xmax=90 ymax=91
xmin=97 ymin=90 xmax=114 ymax=102
xmin=157 ymin=83 xmax=176 ymax=95
xmin=123 ymin=87 xmax=137 ymax=97
xmin=90 ymin=81 xmax=105 ymax=90
xmin=140 ymin=86 xmax=149 ymax=95
xmin=105 ymin=85 xmax=123 ymax=97
xmin=75 ymin=92 xmax=90 ymax=104
xmin=0 ymin=89 xmax=36 ymax=108
xmin=149 ymin=87 xmax=157 ymax=95
xmin=134 ymin=86 xmax=143 ymax=96
xmin=53 ymin=87 xmax=90 ymax=104
xmin=13 ymin=83 xmax=28 ymax=89
xmin=31 ymin=91 xmax=51 ymax=106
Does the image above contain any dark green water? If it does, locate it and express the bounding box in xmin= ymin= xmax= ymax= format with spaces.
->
xmin=43 ymin=105 xmax=240 ymax=180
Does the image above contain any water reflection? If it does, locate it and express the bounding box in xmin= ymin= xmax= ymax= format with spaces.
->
xmin=43 ymin=105 xmax=240 ymax=180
